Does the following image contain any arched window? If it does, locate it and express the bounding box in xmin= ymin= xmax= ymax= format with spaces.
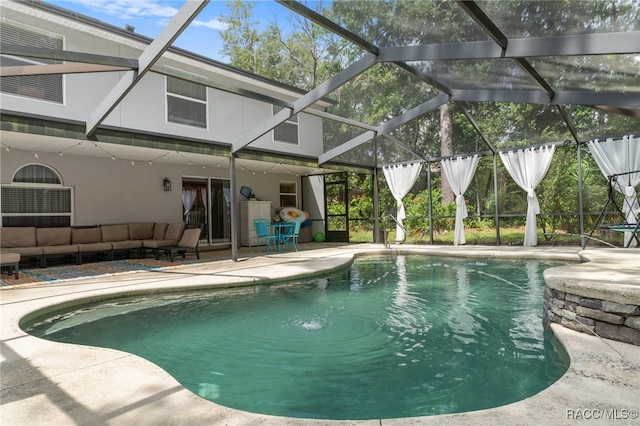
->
xmin=1 ymin=164 xmax=72 ymax=227
xmin=12 ymin=164 xmax=62 ymax=184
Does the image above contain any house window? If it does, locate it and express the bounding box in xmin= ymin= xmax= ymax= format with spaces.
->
xmin=280 ymin=181 xmax=297 ymax=207
xmin=1 ymin=164 xmax=72 ymax=227
xmin=166 ymin=76 xmax=207 ymax=128
xmin=0 ymin=22 xmax=64 ymax=103
xmin=273 ymin=106 xmax=299 ymax=145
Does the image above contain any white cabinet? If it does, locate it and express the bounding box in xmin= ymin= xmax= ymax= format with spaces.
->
xmin=240 ymin=201 xmax=272 ymax=246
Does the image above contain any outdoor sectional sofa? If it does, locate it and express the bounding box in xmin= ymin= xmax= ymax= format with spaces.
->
xmin=0 ymin=222 xmax=185 ymax=268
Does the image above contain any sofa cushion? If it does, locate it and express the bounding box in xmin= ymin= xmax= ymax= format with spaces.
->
xmin=101 ymin=224 xmax=129 ymax=242
xmin=111 ymin=240 xmax=142 ymax=250
xmin=152 ymin=223 xmax=168 ymax=240
xmin=42 ymin=245 xmax=78 ymax=255
xmin=143 ymin=239 xmax=174 ymax=249
xmin=6 ymin=247 xmax=43 ymax=256
xmin=0 ymin=251 xmax=21 ymax=265
xmin=164 ymin=222 xmax=185 ymax=241
xmin=1 ymin=227 xmax=37 ymax=248
xmin=37 ymin=227 xmax=71 ymax=246
xmin=71 ymin=228 xmax=103 ymax=244
xmin=129 ymin=223 xmax=155 ymax=240
xmin=78 ymin=242 xmax=112 ymax=253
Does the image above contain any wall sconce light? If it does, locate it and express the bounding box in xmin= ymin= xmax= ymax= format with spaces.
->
xmin=163 ymin=178 xmax=172 ymax=191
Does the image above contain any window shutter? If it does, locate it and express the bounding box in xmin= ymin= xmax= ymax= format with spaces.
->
xmin=0 ymin=22 xmax=63 ymax=103
xmin=166 ymin=76 xmax=207 ymax=128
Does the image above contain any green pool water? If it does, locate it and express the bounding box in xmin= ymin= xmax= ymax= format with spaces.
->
xmin=25 ymin=255 xmax=569 ymax=420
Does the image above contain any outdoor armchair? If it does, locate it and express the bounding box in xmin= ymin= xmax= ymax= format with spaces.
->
xmin=254 ymin=218 xmax=277 ymax=253
xmin=156 ymin=226 xmax=202 ymax=262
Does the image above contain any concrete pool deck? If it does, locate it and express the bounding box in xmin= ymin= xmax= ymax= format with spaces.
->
xmin=1 ymin=243 xmax=639 ymax=425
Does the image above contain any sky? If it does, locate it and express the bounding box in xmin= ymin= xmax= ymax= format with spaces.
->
xmin=45 ymin=0 xmax=292 ymax=62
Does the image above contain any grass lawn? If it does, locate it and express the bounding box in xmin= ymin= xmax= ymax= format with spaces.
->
xmin=349 ymin=227 xmax=623 ymax=247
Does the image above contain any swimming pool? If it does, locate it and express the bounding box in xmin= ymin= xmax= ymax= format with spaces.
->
xmin=25 ymin=254 xmax=569 ymax=420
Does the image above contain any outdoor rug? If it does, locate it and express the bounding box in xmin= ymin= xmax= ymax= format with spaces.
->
xmin=1 ymin=258 xmax=187 ymax=288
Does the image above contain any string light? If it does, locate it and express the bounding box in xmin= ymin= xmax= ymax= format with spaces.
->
xmin=7 ymin=143 xmax=237 ymax=173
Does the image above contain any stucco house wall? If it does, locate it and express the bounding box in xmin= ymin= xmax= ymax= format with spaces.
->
xmin=1 ymin=1 xmax=325 ymax=240
xmin=1 ymin=1 xmax=325 ymax=158
xmin=1 ymin=149 xmax=303 ymax=229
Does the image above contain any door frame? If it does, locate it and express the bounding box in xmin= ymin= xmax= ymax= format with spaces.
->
xmin=323 ymin=172 xmax=349 ymax=242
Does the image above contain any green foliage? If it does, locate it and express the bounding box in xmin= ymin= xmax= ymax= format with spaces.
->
xmin=220 ymin=0 xmax=347 ymax=89
xmin=219 ymin=0 xmax=638 ymax=246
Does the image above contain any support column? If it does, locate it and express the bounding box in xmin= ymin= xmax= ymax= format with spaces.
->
xmin=577 ymin=142 xmax=585 ymax=248
xmin=373 ymin=167 xmax=380 ymax=243
xmin=493 ymin=154 xmax=501 ymax=245
xmin=427 ymin=161 xmax=433 ymax=244
xmin=229 ymin=153 xmax=239 ymax=262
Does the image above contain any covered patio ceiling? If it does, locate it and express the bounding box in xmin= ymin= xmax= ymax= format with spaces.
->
xmin=1 ymin=0 xmax=639 ymax=170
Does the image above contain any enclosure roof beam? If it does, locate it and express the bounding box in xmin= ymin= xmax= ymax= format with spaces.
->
xmin=457 ymin=1 xmax=553 ymax=98
xmin=556 ymin=105 xmax=581 ymax=144
xmin=450 ymin=89 xmax=640 ymax=107
xmin=231 ymin=53 xmax=378 ymax=153
xmin=85 ymin=0 xmax=208 ymax=137
xmin=391 ymin=61 xmax=452 ymax=96
xmin=457 ymin=1 xmax=508 ymax=48
xmin=276 ymin=0 xmax=379 ymax=55
xmin=381 ymin=134 xmax=430 ymax=163
xmin=318 ymin=130 xmax=377 ymax=165
xmin=319 ymin=93 xmax=449 ymax=164
xmin=275 ymin=1 xmax=455 ymax=117
xmin=513 ymin=58 xmax=555 ymax=100
xmin=305 ymin=109 xmax=378 ymax=132
xmin=553 ymin=92 xmax=640 ymax=108
xmin=450 ymin=89 xmax=550 ymax=104
xmin=590 ymin=105 xmax=640 ymax=120
xmin=377 ymin=94 xmax=450 ymax=135
xmin=0 ymin=44 xmax=138 ymax=68
xmin=0 ymin=63 xmax=131 ymax=77
xmin=378 ymin=32 xmax=640 ymax=62
xmin=455 ymin=102 xmax=495 ymax=153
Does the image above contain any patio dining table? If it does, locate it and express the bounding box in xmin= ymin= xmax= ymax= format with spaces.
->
xmin=269 ymin=222 xmax=295 ymax=251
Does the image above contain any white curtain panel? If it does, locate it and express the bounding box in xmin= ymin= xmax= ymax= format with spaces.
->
xmin=382 ymin=162 xmax=423 ymax=241
xmin=499 ymin=145 xmax=556 ymax=247
xmin=181 ymin=189 xmax=197 ymax=218
xmin=441 ymin=155 xmax=480 ymax=245
xmin=200 ymin=187 xmax=208 ymax=225
xmin=588 ymin=135 xmax=640 ymax=246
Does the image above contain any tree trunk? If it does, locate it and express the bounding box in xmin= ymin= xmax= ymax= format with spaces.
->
xmin=440 ymin=102 xmax=454 ymax=204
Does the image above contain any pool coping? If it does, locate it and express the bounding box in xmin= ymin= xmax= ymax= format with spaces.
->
xmin=1 ymin=244 xmax=639 ymax=425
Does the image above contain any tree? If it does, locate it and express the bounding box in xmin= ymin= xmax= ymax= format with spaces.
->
xmin=220 ymin=0 xmax=346 ymax=89
xmin=218 ymin=0 xmax=639 ymax=242
xmin=219 ymin=1 xmax=261 ymax=73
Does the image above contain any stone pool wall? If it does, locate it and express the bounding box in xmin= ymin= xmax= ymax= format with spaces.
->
xmin=543 ymin=287 xmax=640 ymax=346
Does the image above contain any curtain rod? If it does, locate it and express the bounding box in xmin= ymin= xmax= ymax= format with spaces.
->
xmin=376 ymin=135 xmax=636 ymax=168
